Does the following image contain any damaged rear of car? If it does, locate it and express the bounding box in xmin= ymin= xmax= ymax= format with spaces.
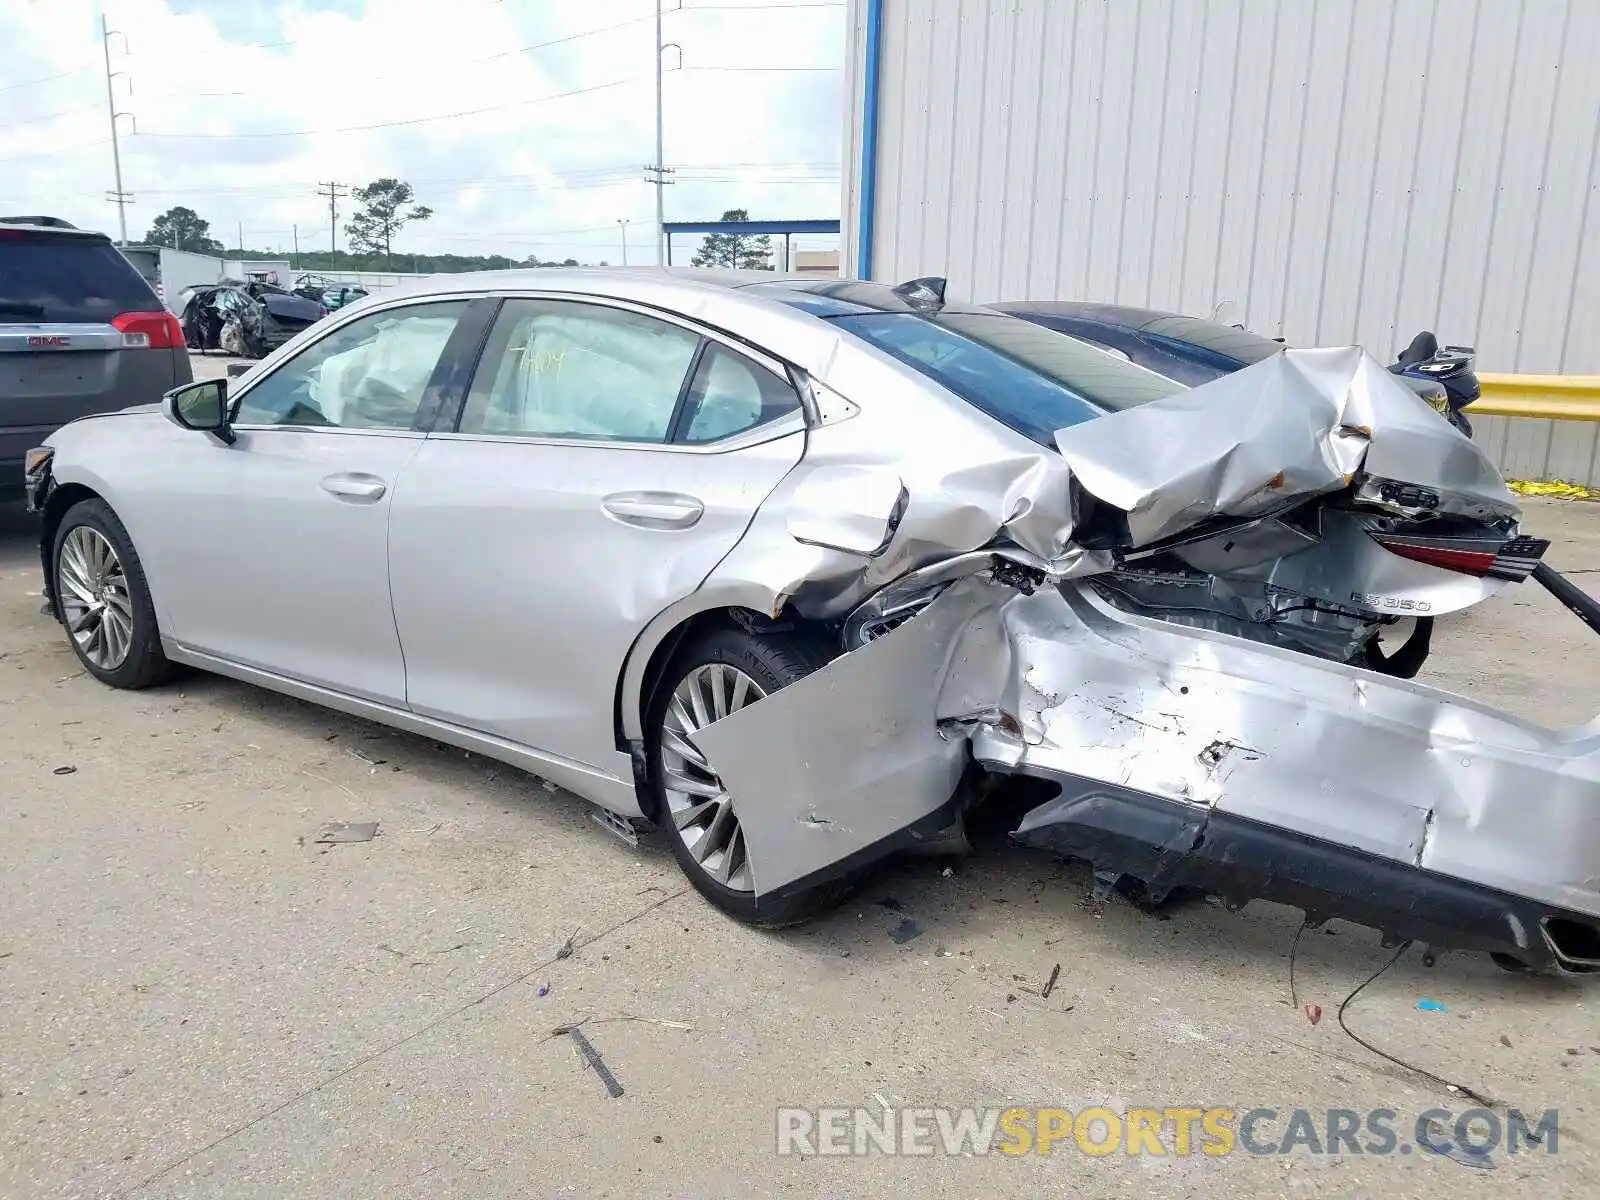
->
xmin=178 ymin=281 xmax=325 ymax=358
xmin=670 ymin=278 xmax=1599 ymax=974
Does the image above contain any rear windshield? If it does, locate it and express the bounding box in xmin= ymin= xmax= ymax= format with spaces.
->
xmin=0 ymin=233 xmax=158 ymax=324
xmin=831 ymin=312 xmax=1110 ymax=446
xmin=1138 ymin=315 xmax=1287 ymax=365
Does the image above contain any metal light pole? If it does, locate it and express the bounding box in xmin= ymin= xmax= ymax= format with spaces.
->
xmin=100 ymin=15 xmax=134 ymax=244
xmin=617 ymin=219 xmax=630 ymax=266
xmin=654 ymin=1 xmax=664 ymax=265
xmin=646 ymin=3 xmax=681 ymax=266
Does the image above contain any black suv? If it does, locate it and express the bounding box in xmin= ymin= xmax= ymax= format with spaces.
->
xmin=1 ymin=217 xmax=193 ymax=478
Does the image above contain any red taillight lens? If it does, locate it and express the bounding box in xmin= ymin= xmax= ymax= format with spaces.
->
xmin=1370 ymin=532 xmax=1550 ymax=580
xmin=112 ymin=310 xmax=184 ymax=350
xmin=1374 ymin=538 xmax=1498 ymax=575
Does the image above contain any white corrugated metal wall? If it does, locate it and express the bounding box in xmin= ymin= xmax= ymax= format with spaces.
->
xmin=844 ymin=0 xmax=1600 ymax=484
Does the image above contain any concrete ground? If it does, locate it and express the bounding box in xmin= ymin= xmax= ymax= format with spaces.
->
xmin=1 ymin=493 xmax=1597 ymax=1200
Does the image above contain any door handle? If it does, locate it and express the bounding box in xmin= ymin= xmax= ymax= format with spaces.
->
xmin=601 ymin=491 xmax=704 ymax=530
xmin=320 ymin=473 xmax=387 ymax=502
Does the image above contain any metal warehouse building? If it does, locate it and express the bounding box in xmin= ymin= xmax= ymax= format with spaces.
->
xmin=840 ymin=0 xmax=1600 ymax=484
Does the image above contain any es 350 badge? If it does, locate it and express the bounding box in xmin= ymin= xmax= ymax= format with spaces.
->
xmin=1351 ymin=592 xmax=1433 ymax=613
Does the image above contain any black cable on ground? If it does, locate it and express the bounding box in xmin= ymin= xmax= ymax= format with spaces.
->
xmin=1335 ymin=940 xmax=1496 ymax=1109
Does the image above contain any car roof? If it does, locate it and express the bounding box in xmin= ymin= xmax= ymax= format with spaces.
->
xmin=0 ymin=218 xmax=110 ymax=241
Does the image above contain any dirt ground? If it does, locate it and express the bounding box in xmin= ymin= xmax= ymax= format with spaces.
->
xmin=1 ymin=489 xmax=1597 ymax=1199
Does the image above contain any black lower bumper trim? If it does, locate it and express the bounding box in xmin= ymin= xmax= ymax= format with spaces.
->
xmin=1002 ymin=766 xmax=1599 ymax=974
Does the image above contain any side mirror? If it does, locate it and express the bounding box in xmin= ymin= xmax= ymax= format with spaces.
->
xmin=166 ymin=379 xmax=235 ymax=445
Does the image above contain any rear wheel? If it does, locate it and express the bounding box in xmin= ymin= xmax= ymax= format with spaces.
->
xmin=53 ymin=498 xmax=173 ymax=689
xmin=648 ymin=625 xmax=855 ymax=926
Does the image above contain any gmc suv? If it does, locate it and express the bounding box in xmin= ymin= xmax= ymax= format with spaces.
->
xmin=1 ymin=217 xmax=193 ymax=480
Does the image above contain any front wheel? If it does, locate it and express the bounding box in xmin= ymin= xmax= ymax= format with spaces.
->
xmin=648 ymin=625 xmax=855 ymax=927
xmin=52 ymin=498 xmax=174 ymax=689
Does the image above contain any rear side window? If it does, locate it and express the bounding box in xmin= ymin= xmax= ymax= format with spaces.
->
xmin=0 ymin=233 xmax=159 ymax=324
xmin=677 ymin=343 xmax=802 ymax=443
xmin=458 ymin=299 xmax=702 ymax=443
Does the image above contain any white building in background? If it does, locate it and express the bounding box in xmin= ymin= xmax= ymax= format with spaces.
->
xmin=841 ymin=0 xmax=1599 ymax=378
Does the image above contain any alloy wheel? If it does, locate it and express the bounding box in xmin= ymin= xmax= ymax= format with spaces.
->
xmin=57 ymin=525 xmax=135 ymax=671
xmin=660 ymin=663 xmax=765 ymax=893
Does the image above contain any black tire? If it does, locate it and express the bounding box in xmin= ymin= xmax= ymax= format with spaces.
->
xmin=52 ymin=498 xmax=174 ymax=690
xmin=648 ymin=624 xmax=857 ymax=927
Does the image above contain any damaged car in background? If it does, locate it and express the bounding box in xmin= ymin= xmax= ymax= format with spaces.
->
xmin=177 ymin=279 xmax=327 ymax=358
xmin=21 ymin=270 xmax=1600 ymax=976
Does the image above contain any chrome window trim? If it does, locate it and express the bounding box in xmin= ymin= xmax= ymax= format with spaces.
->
xmin=228 ymin=286 xmax=813 ymax=446
xmin=449 ymin=291 xmax=809 ymax=452
xmin=227 ymin=424 xmax=428 ymax=438
xmin=488 ymin=290 xmax=794 ymax=383
xmin=428 ymin=408 xmax=807 ymax=455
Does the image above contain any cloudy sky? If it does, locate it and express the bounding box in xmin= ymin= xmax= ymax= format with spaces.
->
xmin=0 ymin=0 xmax=847 ymax=264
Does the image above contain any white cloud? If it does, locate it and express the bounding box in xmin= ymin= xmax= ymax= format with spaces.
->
xmin=0 ymin=0 xmax=847 ymax=264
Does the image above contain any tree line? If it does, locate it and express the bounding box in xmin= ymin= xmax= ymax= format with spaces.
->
xmin=143 ymin=187 xmax=781 ymax=273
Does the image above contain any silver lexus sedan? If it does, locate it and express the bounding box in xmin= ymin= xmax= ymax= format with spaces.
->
xmin=24 ymin=269 xmax=1600 ymax=972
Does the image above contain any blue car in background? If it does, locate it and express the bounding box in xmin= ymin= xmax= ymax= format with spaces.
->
xmin=993 ymin=302 xmax=1478 ymax=437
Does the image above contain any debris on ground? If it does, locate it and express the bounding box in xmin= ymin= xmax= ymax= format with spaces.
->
xmin=1416 ymin=998 xmax=1449 ymax=1013
xmin=889 ymin=917 xmax=923 ymax=944
xmin=536 ymin=983 xmax=551 ymax=997
xmin=1420 ymin=1120 xmax=1496 ymax=1170
xmin=51 ymin=765 xmax=76 ymax=776
xmin=567 ymin=1027 xmax=624 ymax=1098
xmin=1041 ymin=963 xmax=1061 ymax=1000
xmin=1508 ymin=479 xmax=1600 ymax=501
xmin=315 ymin=820 xmax=379 ymax=844
xmin=1304 ymin=1004 xmax=1324 ymax=1025
xmin=555 ymin=930 xmax=579 ymax=960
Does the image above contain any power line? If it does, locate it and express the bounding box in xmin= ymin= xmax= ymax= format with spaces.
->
xmin=8 ymin=90 xmax=247 ymax=129
xmin=676 ymin=65 xmax=840 ymax=72
xmin=0 ymin=139 xmax=110 ymax=164
xmin=0 ymin=65 xmax=95 ymax=93
xmin=131 ymin=75 xmax=640 ymax=139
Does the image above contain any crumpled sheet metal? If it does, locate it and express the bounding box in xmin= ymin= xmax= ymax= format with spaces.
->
xmin=1053 ymin=348 xmax=1519 ymax=547
xmin=698 ymin=573 xmax=1599 ymax=920
xmin=689 ymin=580 xmax=984 ymax=894
xmin=954 ymin=583 xmax=1600 ymax=920
xmin=704 ymin=342 xmax=1089 ymax=623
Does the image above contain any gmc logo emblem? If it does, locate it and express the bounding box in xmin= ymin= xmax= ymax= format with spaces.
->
xmin=27 ymin=335 xmax=69 ymax=347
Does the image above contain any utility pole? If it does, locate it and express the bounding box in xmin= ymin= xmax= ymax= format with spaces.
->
xmin=292 ymin=224 xmax=299 ymax=265
xmin=237 ymin=223 xmax=243 ymax=256
xmin=316 ymin=182 xmax=348 ymax=258
xmin=100 ymin=15 xmax=134 ymax=244
xmin=617 ymin=218 xmax=630 ymax=267
xmin=645 ymin=3 xmax=681 ymax=266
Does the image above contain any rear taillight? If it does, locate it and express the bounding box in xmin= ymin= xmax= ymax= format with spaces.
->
xmin=112 ymin=310 xmax=184 ymax=350
xmin=1370 ymin=531 xmax=1550 ymax=580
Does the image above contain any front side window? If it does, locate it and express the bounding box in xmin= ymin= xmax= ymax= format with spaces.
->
xmin=459 ymin=299 xmax=701 ymax=442
xmin=233 ymin=300 xmax=468 ymax=430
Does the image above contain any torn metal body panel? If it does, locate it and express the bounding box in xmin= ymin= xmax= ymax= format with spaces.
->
xmin=690 ymin=581 xmax=987 ymax=894
xmin=1052 ymin=347 xmax=1516 ymax=547
xmin=716 ymin=571 xmax=1600 ymax=969
xmin=677 ymin=323 xmax=1592 ymax=965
